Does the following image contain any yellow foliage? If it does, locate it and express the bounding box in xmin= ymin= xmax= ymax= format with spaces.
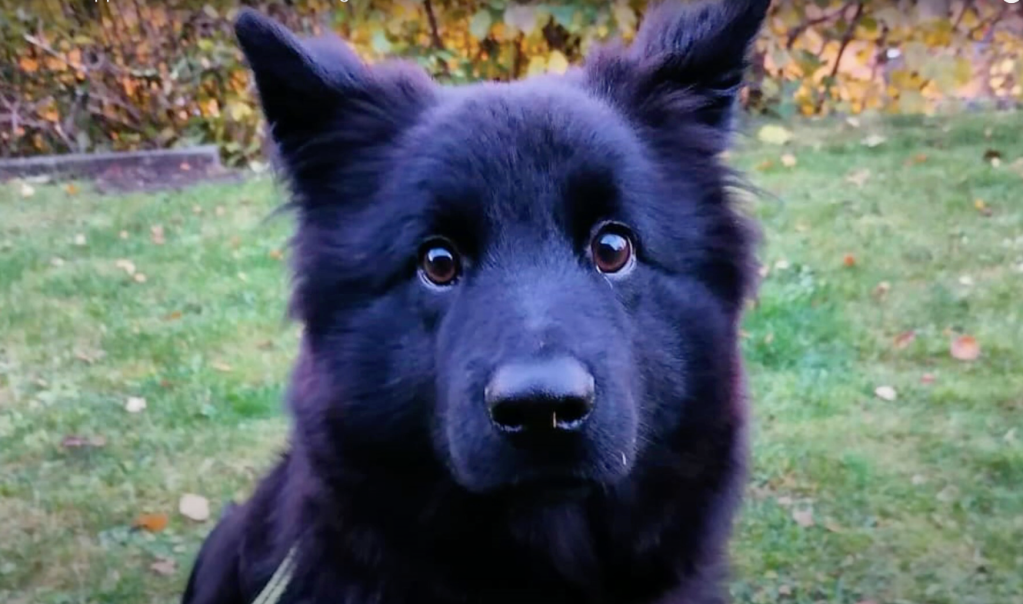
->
xmin=1 ymin=0 xmax=1021 ymax=164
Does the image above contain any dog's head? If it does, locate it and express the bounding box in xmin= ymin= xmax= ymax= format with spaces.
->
xmin=236 ymin=1 xmax=767 ymax=497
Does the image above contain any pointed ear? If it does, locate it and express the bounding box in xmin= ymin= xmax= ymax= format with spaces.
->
xmin=233 ymin=9 xmax=432 ymax=187
xmin=585 ymin=0 xmax=769 ymax=141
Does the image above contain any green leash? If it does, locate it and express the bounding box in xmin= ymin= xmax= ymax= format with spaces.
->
xmin=252 ymin=545 xmax=298 ymax=604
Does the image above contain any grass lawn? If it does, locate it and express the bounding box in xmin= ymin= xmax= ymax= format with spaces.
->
xmin=2 ymin=112 xmax=1021 ymax=604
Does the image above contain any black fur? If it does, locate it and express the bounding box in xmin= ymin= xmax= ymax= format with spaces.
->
xmin=182 ymin=1 xmax=768 ymax=602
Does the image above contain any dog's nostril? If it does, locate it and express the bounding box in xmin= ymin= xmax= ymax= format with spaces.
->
xmin=485 ymin=357 xmax=595 ymax=434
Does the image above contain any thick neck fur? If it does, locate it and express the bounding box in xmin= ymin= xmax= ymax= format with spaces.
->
xmin=266 ymin=343 xmax=748 ymax=604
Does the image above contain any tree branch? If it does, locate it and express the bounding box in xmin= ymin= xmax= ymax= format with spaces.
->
xmin=424 ymin=0 xmax=444 ymax=50
xmin=817 ymin=1 xmax=865 ymax=112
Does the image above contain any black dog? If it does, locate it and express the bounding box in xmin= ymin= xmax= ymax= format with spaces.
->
xmin=182 ymin=1 xmax=768 ymax=602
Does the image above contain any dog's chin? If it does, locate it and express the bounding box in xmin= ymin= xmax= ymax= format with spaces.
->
xmin=454 ymin=469 xmax=605 ymax=504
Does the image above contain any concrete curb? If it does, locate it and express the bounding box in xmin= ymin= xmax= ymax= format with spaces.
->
xmin=0 ymin=146 xmax=222 ymax=181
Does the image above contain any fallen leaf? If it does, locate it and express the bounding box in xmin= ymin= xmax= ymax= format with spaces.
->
xmin=61 ymin=435 xmax=106 ymax=449
xmin=872 ymin=281 xmax=891 ymax=299
xmin=754 ymin=159 xmax=775 ymax=171
xmin=215 ymin=206 xmax=225 ymax=217
xmin=133 ymin=513 xmax=169 ymax=533
xmin=950 ymin=335 xmax=980 ymax=361
xmin=180 ymin=162 xmax=191 ymax=171
xmin=958 ymin=275 xmax=974 ymax=286
xmin=823 ymin=519 xmax=844 ymax=533
xmin=861 ymin=134 xmax=886 ymax=148
xmin=133 ymin=273 xmax=147 ymax=283
xmin=778 ymin=585 xmax=792 ymax=596
xmin=991 ymin=157 xmax=1001 ymax=168
xmin=19 ymin=182 xmax=35 ymax=197
xmin=65 ymin=183 xmax=79 ymax=195
xmin=119 ymin=230 xmax=129 ymax=239
xmin=921 ymin=372 xmax=936 ymax=384
xmin=73 ymin=234 xmax=87 ymax=246
xmin=757 ymin=124 xmax=793 ymax=145
xmin=937 ymin=485 xmax=959 ymax=502
xmin=911 ymin=474 xmax=927 ymax=485
xmin=268 ymin=249 xmax=284 ymax=261
xmin=894 ymin=330 xmax=916 ymax=349
xmin=845 ymin=116 xmax=861 ymax=128
xmin=125 ymin=396 xmax=147 ymax=413
xmin=115 ymin=259 xmax=136 ymax=275
xmin=179 ymin=494 xmax=210 ymax=522
xmin=257 ymin=340 xmax=274 ymax=350
xmin=150 ymin=225 xmax=165 ymax=245
xmin=150 ymin=557 xmax=177 ymax=576
xmin=983 ymin=148 xmax=1002 ymax=162
xmin=905 ymin=153 xmax=928 ymax=166
xmin=842 ymin=254 xmax=857 ymax=267
xmin=984 ymin=127 xmax=993 ymax=139
xmin=792 ymin=508 xmax=815 ymax=528
xmin=164 ymin=311 xmax=183 ymax=321
xmin=211 ymin=362 xmax=232 ymax=373
xmin=51 ymin=257 xmax=65 ymax=267
xmin=874 ymin=385 xmax=897 ymax=401
xmin=845 ymin=168 xmax=871 ymax=187
xmin=74 ymin=348 xmax=104 ymax=364
xmin=192 ymin=205 xmax=203 ymax=215
xmin=974 ymin=199 xmax=993 ymax=216
xmin=781 ymin=153 xmax=797 ymax=167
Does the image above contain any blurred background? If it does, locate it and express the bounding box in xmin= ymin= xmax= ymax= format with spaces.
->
xmin=1 ymin=1 xmax=1021 ymax=603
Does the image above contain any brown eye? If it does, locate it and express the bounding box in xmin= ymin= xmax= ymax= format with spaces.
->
xmin=591 ymin=225 xmax=634 ymax=274
xmin=419 ymin=240 xmax=461 ymax=286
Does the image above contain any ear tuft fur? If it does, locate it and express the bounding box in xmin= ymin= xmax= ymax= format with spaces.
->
xmin=585 ymin=0 xmax=770 ymax=141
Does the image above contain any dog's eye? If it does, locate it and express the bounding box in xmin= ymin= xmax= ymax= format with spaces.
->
xmin=419 ymin=240 xmax=461 ymax=286
xmin=591 ymin=225 xmax=634 ymax=274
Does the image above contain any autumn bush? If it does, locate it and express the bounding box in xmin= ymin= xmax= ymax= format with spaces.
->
xmin=1 ymin=0 xmax=1021 ymax=165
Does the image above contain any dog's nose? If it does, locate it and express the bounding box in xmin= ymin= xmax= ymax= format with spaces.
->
xmin=485 ymin=357 xmax=595 ymax=434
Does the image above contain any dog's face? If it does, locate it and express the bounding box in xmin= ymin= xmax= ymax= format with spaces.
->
xmin=235 ymin=1 xmax=766 ymax=496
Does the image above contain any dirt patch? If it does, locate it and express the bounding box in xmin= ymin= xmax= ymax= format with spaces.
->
xmin=92 ymin=160 xmax=247 ymax=194
xmin=0 ymin=146 xmax=252 ymax=194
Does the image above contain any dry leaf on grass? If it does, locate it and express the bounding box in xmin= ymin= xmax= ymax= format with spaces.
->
xmin=61 ymin=435 xmax=106 ymax=449
xmin=861 ymin=134 xmax=886 ymax=148
xmin=211 ymin=361 xmax=232 ymax=373
xmin=133 ymin=513 xmax=169 ymax=533
xmin=950 ymin=335 xmax=981 ymax=361
xmin=115 ymin=259 xmax=136 ymax=276
xmin=894 ymin=331 xmax=916 ymax=349
xmin=757 ymin=124 xmax=793 ymax=145
xmin=150 ymin=225 xmax=166 ymax=245
xmin=874 ymin=386 xmax=897 ymax=401
xmin=792 ymin=508 xmax=815 ymax=528
xmin=125 ymin=397 xmax=147 ymax=413
xmin=781 ymin=153 xmax=797 ymax=167
xmin=150 ymin=557 xmax=177 ymax=576
xmin=845 ymin=168 xmax=871 ymax=187
xmin=842 ymin=254 xmax=857 ymax=267
xmin=73 ymin=234 xmax=87 ymax=246
xmin=921 ymin=373 xmax=936 ymax=384
xmin=179 ymin=494 xmax=210 ymax=522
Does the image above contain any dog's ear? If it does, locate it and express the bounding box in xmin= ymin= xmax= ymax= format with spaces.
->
xmin=234 ymin=9 xmax=432 ymax=192
xmin=584 ymin=0 xmax=769 ymax=144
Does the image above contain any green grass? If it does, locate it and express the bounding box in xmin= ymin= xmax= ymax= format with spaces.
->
xmin=2 ymin=112 xmax=1022 ymax=604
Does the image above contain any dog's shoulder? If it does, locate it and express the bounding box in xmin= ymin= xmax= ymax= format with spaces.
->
xmin=182 ymin=457 xmax=292 ymax=604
